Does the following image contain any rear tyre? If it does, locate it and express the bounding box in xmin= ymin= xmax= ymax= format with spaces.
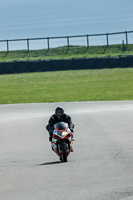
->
xmin=61 ymin=143 xmax=67 ymax=162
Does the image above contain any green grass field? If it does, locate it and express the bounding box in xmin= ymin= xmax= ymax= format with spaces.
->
xmin=0 ymin=44 xmax=133 ymax=62
xmin=0 ymin=68 xmax=133 ymax=104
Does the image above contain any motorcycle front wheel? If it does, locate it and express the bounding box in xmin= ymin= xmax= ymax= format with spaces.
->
xmin=61 ymin=143 xmax=67 ymax=162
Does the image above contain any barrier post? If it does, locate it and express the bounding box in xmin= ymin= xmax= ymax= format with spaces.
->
xmin=7 ymin=40 xmax=9 ymax=52
xmin=106 ymin=33 xmax=109 ymax=47
xmin=87 ymin=35 xmax=89 ymax=48
xmin=27 ymin=39 xmax=29 ymax=51
xmin=47 ymin=37 xmax=50 ymax=50
xmin=67 ymin=36 xmax=69 ymax=50
xmin=125 ymin=31 xmax=128 ymax=45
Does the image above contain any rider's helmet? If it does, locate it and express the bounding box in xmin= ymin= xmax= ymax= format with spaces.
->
xmin=55 ymin=106 xmax=64 ymax=119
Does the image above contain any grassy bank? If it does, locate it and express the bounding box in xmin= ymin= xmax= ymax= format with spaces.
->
xmin=0 ymin=68 xmax=133 ymax=104
xmin=0 ymin=44 xmax=133 ymax=62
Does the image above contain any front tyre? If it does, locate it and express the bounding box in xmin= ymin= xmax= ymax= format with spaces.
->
xmin=61 ymin=143 xmax=67 ymax=162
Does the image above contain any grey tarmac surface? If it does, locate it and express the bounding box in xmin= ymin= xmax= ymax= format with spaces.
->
xmin=0 ymin=101 xmax=133 ymax=200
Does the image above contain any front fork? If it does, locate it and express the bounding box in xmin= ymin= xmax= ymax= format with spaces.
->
xmin=52 ymin=138 xmax=73 ymax=156
xmin=58 ymin=142 xmax=69 ymax=154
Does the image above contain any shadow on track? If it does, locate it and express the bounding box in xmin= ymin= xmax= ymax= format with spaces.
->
xmin=39 ymin=161 xmax=62 ymax=166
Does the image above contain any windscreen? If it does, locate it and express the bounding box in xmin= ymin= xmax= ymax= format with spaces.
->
xmin=54 ymin=122 xmax=68 ymax=130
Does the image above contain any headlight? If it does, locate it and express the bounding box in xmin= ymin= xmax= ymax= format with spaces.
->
xmin=62 ymin=131 xmax=67 ymax=136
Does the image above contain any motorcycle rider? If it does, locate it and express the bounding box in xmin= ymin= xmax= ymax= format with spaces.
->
xmin=46 ymin=106 xmax=74 ymax=144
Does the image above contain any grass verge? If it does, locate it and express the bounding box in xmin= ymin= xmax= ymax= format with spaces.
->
xmin=0 ymin=44 xmax=133 ymax=62
xmin=0 ymin=68 xmax=133 ymax=104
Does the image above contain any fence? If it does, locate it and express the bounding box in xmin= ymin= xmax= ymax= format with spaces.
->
xmin=0 ymin=30 xmax=133 ymax=52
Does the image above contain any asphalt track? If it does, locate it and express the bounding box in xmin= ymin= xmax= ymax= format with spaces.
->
xmin=0 ymin=101 xmax=133 ymax=200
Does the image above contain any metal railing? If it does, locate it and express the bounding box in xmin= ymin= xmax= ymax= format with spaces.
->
xmin=0 ymin=30 xmax=133 ymax=52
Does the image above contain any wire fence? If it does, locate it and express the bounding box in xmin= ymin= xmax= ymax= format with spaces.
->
xmin=0 ymin=30 xmax=133 ymax=52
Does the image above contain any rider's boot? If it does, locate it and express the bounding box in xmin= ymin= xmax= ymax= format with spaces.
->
xmin=71 ymin=147 xmax=74 ymax=152
xmin=51 ymin=143 xmax=54 ymax=151
xmin=71 ymin=133 xmax=74 ymax=152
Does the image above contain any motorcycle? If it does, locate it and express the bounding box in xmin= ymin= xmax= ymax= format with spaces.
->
xmin=51 ymin=122 xmax=74 ymax=162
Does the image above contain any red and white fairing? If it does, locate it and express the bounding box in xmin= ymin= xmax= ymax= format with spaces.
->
xmin=51 ymin=122 xmax=73 ymax=160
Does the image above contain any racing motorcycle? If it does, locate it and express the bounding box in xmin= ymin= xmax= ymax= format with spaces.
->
xmin=51 ymin=122 xmax=74 ymax=162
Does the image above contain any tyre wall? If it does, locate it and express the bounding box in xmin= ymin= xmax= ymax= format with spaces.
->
xmin=0 ymin=56 xmax=133 ymax=75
